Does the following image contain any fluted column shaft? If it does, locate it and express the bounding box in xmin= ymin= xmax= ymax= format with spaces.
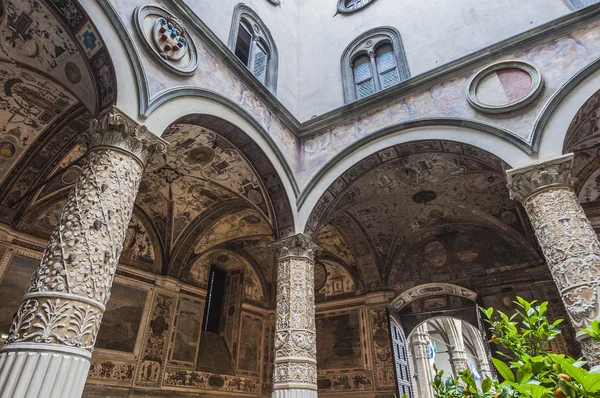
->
xmin=507 ymin=153 xmax=600 ymax=364
xmin=0 ymin=107 xmax=165 ymax=398
xmin=271 ymin=235 xmax=320 ymax=398
xmin=409 ymin=325 xmax=434 ymax=398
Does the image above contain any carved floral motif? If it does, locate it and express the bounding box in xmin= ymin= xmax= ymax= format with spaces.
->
xmin=272 ymin=235 xmax=321 ymax=389
xmin=3 ymin=107 xmax=163 ymax=353
xmin=507 ymin=154 xmax=600 ymax=364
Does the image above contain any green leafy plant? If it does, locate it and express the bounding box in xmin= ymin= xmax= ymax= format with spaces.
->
xmin=430 ymin=297 xmax=600 ymax=398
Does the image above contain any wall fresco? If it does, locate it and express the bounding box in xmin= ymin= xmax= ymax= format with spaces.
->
xmin=316 ymin=311 xmax=363 ymax=370
xmin=171 ymin=299 xmax=203 ymax=364
xmin=110 ymin=0 xmax=299 ymax=174
xmin=0 ymin=255 xmax=39 ymax=334
xmin=163 ymin=368 xmax=260 ymax=393
xmin=299 ymin=20 xmax=600 ymax=186
xmin=237 ymin=314 xmax=262 ymax=374
xmin=368 ymin=307 xmax=396 ymax=390
xmin=88 ymin=359 xmax=136 ymax=383
xmin=95 ymin=282 xmax=147 ymax=353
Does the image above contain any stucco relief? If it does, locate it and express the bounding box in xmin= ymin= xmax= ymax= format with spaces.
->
xmin=5 ymin=108 xmax=165 ymax=353
xmin=272 ymin=235 xmax=320 ymax=390
xmin=507 ymin=154 xmax=600 ymax=362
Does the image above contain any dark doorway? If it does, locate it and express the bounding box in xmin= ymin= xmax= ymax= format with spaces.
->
xmin=203 ymin=265 xmax=226 ymax=333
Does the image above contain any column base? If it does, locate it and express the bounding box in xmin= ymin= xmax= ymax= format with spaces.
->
xmin=0 ymin=344 xmax=90 ymax=398
xmin=272 ymin=389 xmax=318 ymax=398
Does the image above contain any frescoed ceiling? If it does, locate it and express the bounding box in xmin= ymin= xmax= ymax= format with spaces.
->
xmin=308 ymin=140 xmax=543 ymax=293
xmin=16 ymin=115 xmax=294 ymax=305
xmin=0 ymin=0 xmax=116 ymax=224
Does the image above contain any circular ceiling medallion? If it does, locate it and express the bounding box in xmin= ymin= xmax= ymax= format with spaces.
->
xmin=243 ymin=214 xmax=262 ymax=225
xmin=412 ymin=190 xmax=436 ymax=204
xmin=61 ymin=166 xmax=81 ymax=185
xmin=186 ymin=146 xmax=215 ymax=164
xmin=0 ymin=141 xmax=16 ymax=159
xmin=424 ymin=240 xmax=448 ymax=268
xmin=247 ymin=189 xmax=263 ymax=204
xmin=314 ymin=262 xmax=327 ymax=291
xmin=64 ymin=62 xmax=82 ymax=84
xmin=467 ymin=60 xmax=543 ymax=114
xmin=135 ymin=5 xmax=198 ymax=75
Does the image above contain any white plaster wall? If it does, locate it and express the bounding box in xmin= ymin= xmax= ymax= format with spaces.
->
xmin=187 ymin=0 xmax=300 ymax=116
xmin=297 ymin=0 xmax=571 ymax=120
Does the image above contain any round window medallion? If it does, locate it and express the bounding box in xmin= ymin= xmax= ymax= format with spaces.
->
xmin=467 ymin=60 xmax=543 ymax=114
xmin=135 ymin=5 xmax=198 ymax=75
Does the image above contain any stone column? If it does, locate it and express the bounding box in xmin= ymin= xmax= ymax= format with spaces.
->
xmin=0 ymin=107 xmax=165 ymax=398
xmin=507 ymin=153 xmax=600 ymax=363
xmin=442 ymin=318 xmax=468 ymax=376
xmin=409 ymin=324 xmax=434 ymax=398
xmin=271 ymin=234 xmax=320 ymax=398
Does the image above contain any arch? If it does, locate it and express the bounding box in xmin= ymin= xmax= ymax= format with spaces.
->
xmin=341 ymin=26 xmax=410 ymax=103
xmin=298 ymin=122 xmax=534 ymax=232
xmin=228 ymin=4 xmax=279 ymax=93
xmin=390 ymin=283 xmax=478 ymax=313
xmin=535 ymin=58 xmax=600 ymax=161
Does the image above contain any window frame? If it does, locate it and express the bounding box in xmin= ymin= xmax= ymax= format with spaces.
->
xmin=342 ymin=27 xmax=410 ymax=103
xmin=337 ymin=0 xmax=378 ymax=14
xmin=228 ymin=4 xmax=279 ymax=93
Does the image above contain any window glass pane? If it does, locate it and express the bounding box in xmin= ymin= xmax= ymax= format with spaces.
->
xmin=235 ymin=23 xmax=252 ymax=66
xmin=381 ymin=69 xmax=400 ymax=89
xmin=357 ymin=80 xmax=374 ymax=99
xmin=253 ymin=46 xmax=268 ymax=84
xmin=353 ymin=55 xmax=372 ymax=83
xmin=376 ymin=44 xmax=397 ymax=72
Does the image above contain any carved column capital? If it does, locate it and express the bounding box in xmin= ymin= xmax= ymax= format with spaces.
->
xmin=270 ymin=234 xmax=321 ymax=261
xmin=506 ymin=153 xmax=576 ymax=203
xmin=84 ymin=106 xmax=167 ymax=167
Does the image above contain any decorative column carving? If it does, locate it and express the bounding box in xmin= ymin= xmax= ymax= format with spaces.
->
xmin=0 ymin=107 xmax=165 ymax=398
xmin=408 ymin=324 xmax=434 ymax=398
xmin=507 ymin=153 xmax=600 ymax=364
xmin=270 ymin=234 xmax=320 ymax=398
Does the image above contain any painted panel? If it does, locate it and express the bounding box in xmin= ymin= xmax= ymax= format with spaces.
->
xmin=316 ymin=311 xmax=362 ymax=370
xmin=238 ymin=315 xmax=262 ymax=374
xmin=95 ymin=283 xmax=147 ymax=353
xmin=0 ymin=255 xmax=38 ymax=333
xmin=172 ymin=299 xmax=203 ymax=363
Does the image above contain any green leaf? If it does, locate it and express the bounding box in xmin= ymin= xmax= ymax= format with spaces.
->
xmin=493 ymin=358 xmax=515 ymax=382
xmin=482 ymin=378 xmax=492 ymax=393
xmin=559 ymin=359 xmax=600 ymax=392
xmin=517 ymin=362 xmax=532 ymax=384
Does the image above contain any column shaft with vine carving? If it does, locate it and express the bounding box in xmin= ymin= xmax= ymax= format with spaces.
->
xmin=271 ymin=234 xmax=320 ymax=398
xmin=507 ymin=153 xmax=600 ymax=364
xmin=0 ymin=107 xmax=165 ymax=398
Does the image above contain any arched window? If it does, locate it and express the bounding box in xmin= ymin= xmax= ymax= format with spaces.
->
xmin=229 ymin=4 xmax=278 ymax=93
xmin=342 ymin=27 xmax=409 ymax=103
xmin=564 ymin=0 xmax=599 ymax=9
xmin=338 ymin=0 xmax=377 ymax=13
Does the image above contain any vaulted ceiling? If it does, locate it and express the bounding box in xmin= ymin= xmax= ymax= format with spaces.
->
xmin=309 ymin=140 xmax=544 ymax=294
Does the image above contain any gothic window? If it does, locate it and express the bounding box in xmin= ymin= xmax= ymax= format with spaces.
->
xmin=563 ymin=0 xmax=600 ymax=9
xmin=338 ymin=0 xmax=377 ymax=13
xmin=342 ymin=27 xmax=409 ymax=103
xmin=229 ymin=4 xmax=279 ymax=93
xmin=391 ymin=317 xmax=413 ymax=398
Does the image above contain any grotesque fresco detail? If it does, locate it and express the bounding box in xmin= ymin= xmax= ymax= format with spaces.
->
xmin=88 ymin=359 xmax=136 ymax=383
xmin=316 ymin=260 xmax=356 ymax=300
xmin=369 ymin=308 xmax=396 ymax=390
xmin=121 ymin=214 xmax=156 ymax=271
